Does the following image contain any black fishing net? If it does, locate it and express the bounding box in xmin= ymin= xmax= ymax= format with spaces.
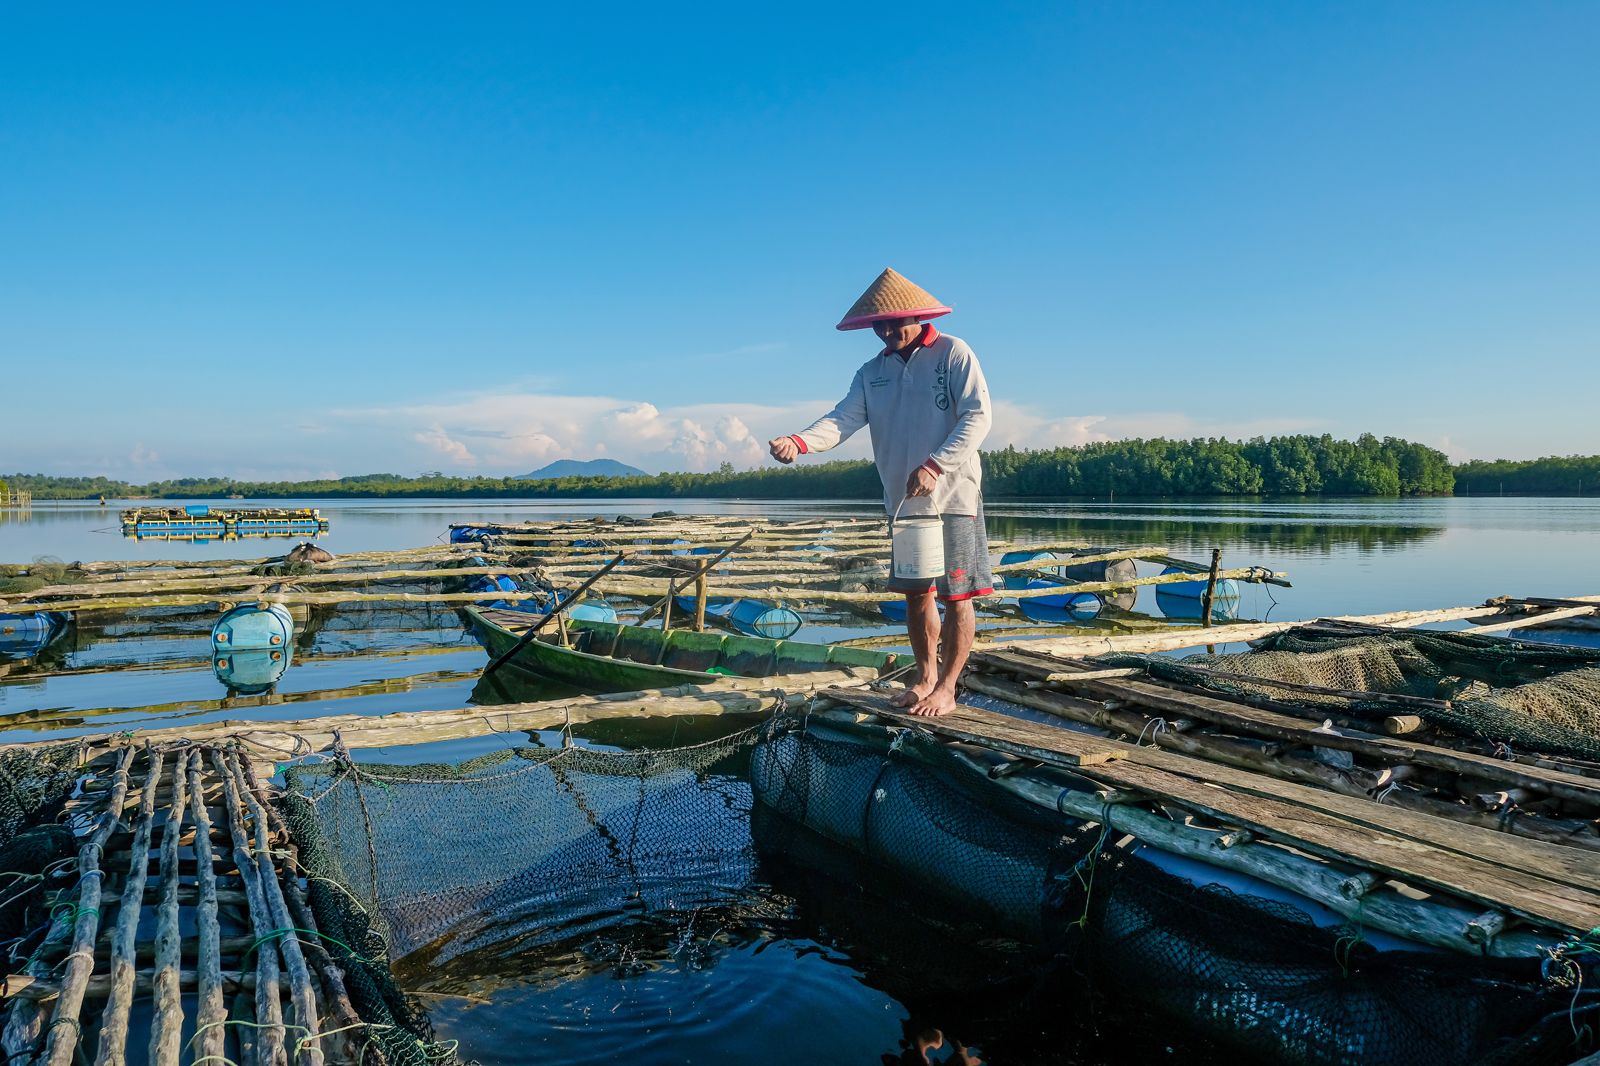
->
xmin=279 ymin=725 xmax=765 ymax=1063
xmin=0 ymin=744 xmax=81 ymax=848
xmin=750 ymin=717 xmax=1105 ymax=938
xmin=1087 ymin=851 xmax=1565 ymax=1066
xmin=752 ymin=717 xmax=1589 ymax=1066
xmin=278 ymin=714 xmax=1589 ymax=1066
xmin=0 ymin=745 xmax=83 ymax=1003
xmin=1095 ymin=626 xmax=1600 ymax=761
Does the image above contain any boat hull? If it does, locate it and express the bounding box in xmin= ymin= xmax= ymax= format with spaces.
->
xmin=466 ymin=607 xmax=896 ymax=694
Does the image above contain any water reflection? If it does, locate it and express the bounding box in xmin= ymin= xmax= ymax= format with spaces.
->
xmin=986 ymin=512 xmax=1444 ymax=555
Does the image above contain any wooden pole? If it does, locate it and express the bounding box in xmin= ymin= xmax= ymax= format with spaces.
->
xmin=187 ymin=751 xmax=227 ymax=1066
xmin=28 ymin=747 xmax=135 ymax=1066
xmin=634 ymin=529 xmax=759 ymax=624
xmin=92 ymin=748 xmax=166 ymax=1066
xmin=148 ymin=751 xmax=189 ymax=1065
xmin=481 ymin=552 xmax=626 ymax=677
xmin=694 ymin=570 xmax=709 ymax=633
xmin=209 ymin=749 xmax=287 ymax=1066
xmin=1200 ymin=548 xmax=1222 ymax=629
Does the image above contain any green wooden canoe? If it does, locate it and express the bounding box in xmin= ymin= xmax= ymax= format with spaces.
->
xmin=465 ymin=606 xmax=899 ymax=693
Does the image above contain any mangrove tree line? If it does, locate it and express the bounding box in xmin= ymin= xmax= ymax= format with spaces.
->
xmin=6 ymin=434 xmax=1462 ymax=499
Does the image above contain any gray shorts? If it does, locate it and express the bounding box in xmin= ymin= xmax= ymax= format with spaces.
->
xmin=886 ymin=508 xmax=995 ymax=602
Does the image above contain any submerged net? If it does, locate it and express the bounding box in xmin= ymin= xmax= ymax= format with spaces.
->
xmin=1089 ymin=852 xmax=1559 ymax=1066
xmin=1096 ymin=626 xmax=1600 ymax=760
xmin=280 ymin=725 xmax=764 ymax=1063
xmin=278 ymin=714 xmax=1587 ymax=1066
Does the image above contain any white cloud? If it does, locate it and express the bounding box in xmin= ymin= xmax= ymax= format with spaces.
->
xmin=325 ymin=386 xmax=1332 ymax=477
xmin=336 ymin=389 xmax=845 ymax=474
xmin=413 ymin=424 xmax=475 ymax=465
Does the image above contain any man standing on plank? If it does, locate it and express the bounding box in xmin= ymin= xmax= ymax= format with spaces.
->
xmin=769 ymin=267 xmax=994 ymax=716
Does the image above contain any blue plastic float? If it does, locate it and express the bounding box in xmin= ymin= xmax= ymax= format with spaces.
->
xmin=878 ymin=598 xmax=945 ymax=623
xmin=211 ymin=603 xmax=294 ymax=651
xmin=213 ymin=649 xmax=291 ymax=694
xmin=0 ymin=612 xmax=69 ymax=658
xmin=728 ymin=599 xmax=802 ymax=639
xmin=1153 ymin=566 xmax=1241 ymax=621
xmin=998 ymin=549 xmax=1064 ymax=590
xmin=1017 ymin=579 xmax=1103 ymax=622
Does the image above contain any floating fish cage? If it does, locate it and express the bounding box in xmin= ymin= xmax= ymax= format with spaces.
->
xmin=120 ymin=505 xmax=329 ymax=538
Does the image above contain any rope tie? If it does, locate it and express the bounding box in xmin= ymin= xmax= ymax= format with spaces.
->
xmin=1134 ymin=717 xmax=1168 ymax=746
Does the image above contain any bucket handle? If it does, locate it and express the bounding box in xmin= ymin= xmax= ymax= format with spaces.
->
xmin=890 ymin=495 xmax=942 ymax=529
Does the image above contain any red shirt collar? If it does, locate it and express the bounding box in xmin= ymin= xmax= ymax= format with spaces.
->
xmin=880 ymin=322 xmax=940 ymax=358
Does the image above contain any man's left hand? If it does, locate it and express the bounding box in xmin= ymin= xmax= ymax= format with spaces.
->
xmin=905 ymin=465 xmax=939 ymax=498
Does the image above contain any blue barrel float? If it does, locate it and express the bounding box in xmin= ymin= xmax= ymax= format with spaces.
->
xmin=214 ymin=650 xmax=290 ymax=694
xmin=543 ymin=592 xmax=618 ymax=624
xmin=998 ymin=549 xmax=1063 ymax=590
xmin=1154 ymin=566 xmax=1241 ymax=621
xmin=674 ymin=594 xmax=737 ymax=615
xmin=212 ymin=603 xmax=294 ymax=692
xmin=470 ymin=571 xmax=619 ymax=623
xmin=1018 ymin=579 xmax=1103 ymax=623
xmin=468 ymin=573 xmax=522 ymax=607
xmin=0 ymin=612 xmax=69 ymax=658
xmin=879 ymin=598 xmax=944 ymax=623
xmin=728 ymin=599 xmax=802 ymax=639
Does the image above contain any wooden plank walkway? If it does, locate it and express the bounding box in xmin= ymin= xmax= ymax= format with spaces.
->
xmin=822 ymin=687 xmax=1600 ymax=936
xmin=972 ymin=648 xmax=1600 ymax=805
xmin=0 ymin=744 xmax=375 ymax=1066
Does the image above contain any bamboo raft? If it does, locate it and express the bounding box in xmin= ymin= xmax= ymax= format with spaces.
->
xmin=0 ymin=742 xmax=400 ymax=1066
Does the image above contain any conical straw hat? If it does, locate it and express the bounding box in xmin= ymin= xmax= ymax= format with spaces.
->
xmin=836 ymin=268 xmax=952 ymax=331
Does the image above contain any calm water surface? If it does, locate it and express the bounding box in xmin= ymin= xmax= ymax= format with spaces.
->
xmin=2 ymin=495 xmax=1594 ymax=1063
xmin=5 ymin=495 xmax=1598 ymax=619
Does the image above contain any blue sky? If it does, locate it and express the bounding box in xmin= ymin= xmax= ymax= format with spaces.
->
xmin=2 ymin=3 xmax=1596 ymax=479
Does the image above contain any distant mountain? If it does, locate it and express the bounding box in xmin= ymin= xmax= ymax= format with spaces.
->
xmin=515 ymin=458 xmax=649 ymax=480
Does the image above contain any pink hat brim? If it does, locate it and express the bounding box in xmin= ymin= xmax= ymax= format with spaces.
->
xmin=835 ymin=305 xmax=952 ymax=331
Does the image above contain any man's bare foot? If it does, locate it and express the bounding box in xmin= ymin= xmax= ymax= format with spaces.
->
xmin=908 ymin=687 xmax=958 ymax=717
xmin=891 ymin=679 xmax=935 ymax=708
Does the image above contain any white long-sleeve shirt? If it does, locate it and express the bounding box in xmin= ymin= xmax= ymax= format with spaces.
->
xmin=791 ymin=328 xmax=992 ymax=516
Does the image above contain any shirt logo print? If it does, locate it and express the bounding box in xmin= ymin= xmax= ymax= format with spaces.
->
xmin=933 ymin=357 xmax=950 ymax=410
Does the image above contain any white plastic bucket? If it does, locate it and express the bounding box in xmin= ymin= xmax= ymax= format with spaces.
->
xmin=890 ymin=500 xmax=945 ymax=581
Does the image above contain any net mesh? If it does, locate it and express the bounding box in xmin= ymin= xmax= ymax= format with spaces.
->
xmin=1096 ymin=626 xmax=1600 ymax=761
xmin=278 ymin=714 xmax=1589 ymax=1066
xmin=0 ymin=744 xmax=80 ymax=848
xmin=0 ymin=744 xmax=82 ymax=966
xmin=1088 ymin=852 xmax=1560 ymax=1066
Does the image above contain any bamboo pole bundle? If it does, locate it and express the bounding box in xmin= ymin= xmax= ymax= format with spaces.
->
xmin=238 ymin=761 xmax=369 ymax=1066
xmin=35 ymin=677 xmax=840 ymax=759
xmin=92 ymin=748 xmax=164 ymax=1066
xmin=0 ymin=563 xmax=1285 ymax=615
xmin=576 ymin=565 xmax=1290 ymax=606
xmin=209 ymin=749 xmax=288 ymax=1066
xmin=229 ymin=753 xmax=325 ymax=1066
xmin=452 ymin=518 xmax=857 ymax=540
xmin=186 ymin=750 xmax=228 ymax=1065
xmin=18 ymin=563 xmax=535 ymax=601
xmin=73 ymin=543 xmax=469 ymax=573
xmin=146 ymin=752 xmax=189 ymax=1066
